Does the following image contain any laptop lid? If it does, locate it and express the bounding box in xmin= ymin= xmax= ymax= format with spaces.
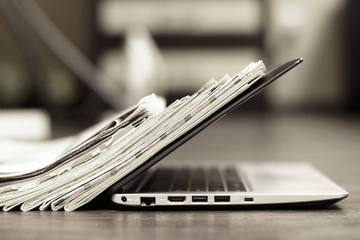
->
xmin=109 ymin=58 xmax=304 ymax=193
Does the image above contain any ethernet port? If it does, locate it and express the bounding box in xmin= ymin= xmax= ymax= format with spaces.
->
xmin=140 ymin=197 xmax=155 ymax=206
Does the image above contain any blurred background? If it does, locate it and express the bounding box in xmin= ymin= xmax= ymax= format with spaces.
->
xmin=0 ymin=0 xmax=359 ymax=140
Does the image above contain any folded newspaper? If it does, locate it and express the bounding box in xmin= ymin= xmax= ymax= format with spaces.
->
xmin=0 ymin=61 xmax=266 ymax=211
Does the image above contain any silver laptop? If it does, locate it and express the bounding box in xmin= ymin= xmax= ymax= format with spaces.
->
xmin=112 ymin=162 xmax=348 ymax=207
xmin=0 ymin=59 xmax=347 ymax=211
xmin=111 ymin=59 xmax=348 ymax=208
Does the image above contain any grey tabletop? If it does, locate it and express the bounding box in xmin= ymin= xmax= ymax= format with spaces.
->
xmin=1 ymin=113 xmax=359 ymax=240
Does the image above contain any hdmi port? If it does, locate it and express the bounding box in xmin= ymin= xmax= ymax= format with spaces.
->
xmin=168 ymin=196 xmax=186 ymax=202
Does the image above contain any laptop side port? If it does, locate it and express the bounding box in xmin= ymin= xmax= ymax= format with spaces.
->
xmin=168 ymin=196 xmax=186 ymax=202
xmin=140 ymin=197 xmax=155 ymax=206
xmin=214 ymin=196 xmax=230 ymax=202
xmin=244 ymin=197 xmax=254 ymax=202
xmin=192 ymin=196 xmax=208 ymax=202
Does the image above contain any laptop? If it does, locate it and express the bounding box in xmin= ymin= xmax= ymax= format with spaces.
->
xmin=111 ymin=162 xmax=348 ymax=207
xmin=0 ymin=58 xmax=348 ymax=211
xmin=110 ymin=58 xmax=348 ymax=208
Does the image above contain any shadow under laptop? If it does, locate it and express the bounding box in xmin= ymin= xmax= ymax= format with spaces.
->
xmin=109 ymin=203 xmax=343 ymax=212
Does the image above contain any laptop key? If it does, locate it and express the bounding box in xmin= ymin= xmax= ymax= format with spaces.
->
xmin=142 ymin=168 xmax=174 ymax=192
xmin=170 ymin=168 xmax=190 ymax=191
xmin=208 ymin=168 xmax=225 ymax=191
xmin=224 ymin=167 xmax=246 ymax=192
xmin=189 ymin=168 xmax=206 ymax=191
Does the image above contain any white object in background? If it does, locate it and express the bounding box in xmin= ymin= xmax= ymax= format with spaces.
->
xmin=266 ymin=0 xmax=346 ymax=109
xmin=0 ymin=109 xmax=51 ymax=140
xmin=98 ymin=0 xmax=261 ymax=35
xmin=124 ymin=27 xmax=168 ymax=106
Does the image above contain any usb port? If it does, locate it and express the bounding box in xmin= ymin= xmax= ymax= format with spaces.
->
xmin=192 ymin=196 xmax=208 ymax=202
xmin=140 ymin=197 xmax=155 ymax=206
xmin=214 ymin=196 xmax=230 ymax=202
xmin=244 ymin=197 xmax=254 ymax=202
xmin=168 ymin=196 xmax=186 ymax=202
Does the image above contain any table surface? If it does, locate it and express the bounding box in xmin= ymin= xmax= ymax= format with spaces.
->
xmin=1 ymin=113 xmax=359 ymax=240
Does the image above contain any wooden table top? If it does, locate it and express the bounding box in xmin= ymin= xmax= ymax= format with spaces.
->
xmin=1 ymin=113 xmax=359 ymax=240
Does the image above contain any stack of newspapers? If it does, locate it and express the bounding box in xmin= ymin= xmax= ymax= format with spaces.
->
xmin=0 ymin=61 xmax=265 ymax=211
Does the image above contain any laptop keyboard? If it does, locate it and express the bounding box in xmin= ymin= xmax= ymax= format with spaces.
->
xmin=123 ymin=167 xmax=246 ymax=193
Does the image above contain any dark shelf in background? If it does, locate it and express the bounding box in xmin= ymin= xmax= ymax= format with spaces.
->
xmin=98 ymin=34 xmax=264 ymax=50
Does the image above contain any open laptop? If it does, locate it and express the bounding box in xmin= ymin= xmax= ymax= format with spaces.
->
xmin=110 ymin=58 xmax=348 ymax=208
xmin=0 ymin=58 xmax=348 ymax=211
